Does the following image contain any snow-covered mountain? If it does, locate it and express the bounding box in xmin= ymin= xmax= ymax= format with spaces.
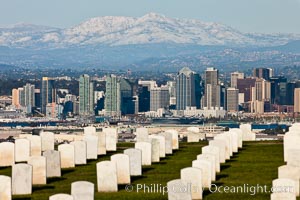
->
xmin=1 ymin=13 xmax=299 ymax=49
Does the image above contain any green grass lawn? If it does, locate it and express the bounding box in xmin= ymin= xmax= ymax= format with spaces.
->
xmin=0 ymin=141 xmax=288 ymax=200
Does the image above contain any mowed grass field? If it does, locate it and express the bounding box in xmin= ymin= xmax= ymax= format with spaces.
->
xmin=0 ymin=141 xmax=287 ymax=200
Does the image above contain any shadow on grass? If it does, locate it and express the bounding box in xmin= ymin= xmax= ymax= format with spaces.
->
xmin=47 ymin=177 xmax=67 ymax=184
xmin=220 ymin=164 xmax=231 ymax=170
xmin=33 ymin=185 xmax=55 ymax=192
xmin=203 ymin=188 xmax=213 ymax=196
xmin=142 ymin=167 xmax=155 ymax=173
xmin=131 ymin=175 xmax=148 ymax=182
xmin=61 ymin=168 xmax=75 ymax=176
xmin=0 ymin=166 xmax=10 ymax=170
xmin=160 ymin=157 xmax=171 ymax=161
xmin=153 ymin=161 xmax=167 ymax=165
xmin=216 ymin=174 xmax=229 ymax=180
xmin=12 ymin=196 xmax=31 ymax=200
xmin=226 ymin=159 xmax=237 ymax=163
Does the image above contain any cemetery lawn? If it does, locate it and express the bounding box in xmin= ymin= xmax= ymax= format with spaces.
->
xmin=0 ymin=141 xmax=288 ymax=200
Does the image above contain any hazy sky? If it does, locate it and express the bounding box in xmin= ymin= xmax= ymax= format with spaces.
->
xmin=1 ymin=0 xmax=300 ymax=33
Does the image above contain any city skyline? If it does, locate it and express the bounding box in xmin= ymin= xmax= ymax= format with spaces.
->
xmin=1 ymin=0 xmax=300 ymax=34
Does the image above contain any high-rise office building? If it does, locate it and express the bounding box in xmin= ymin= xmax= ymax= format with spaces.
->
xmin=120 ymin=78 xmax=136 ymax=115
xmin=138 ymin=86 xmax=150 ymax=112
xmin=237 ymin=78 xmax=256 ymax=102
xmin=79 ymin=74 xmax=94 ymax=115
xmin=150 ymin=86 xmax=170 ymax=111
xmin=253 ymin=78 xmax=270 ymax=101
xmin=294 ymin=88 xmax=300 ymax=113
xmin=204 ymin=67 xmax=220 ymax=109
xmin=176 ymin=67 xmax=202 ymax=110
xmin=269 ymin=76 xmax=287 ymax=105
xmin=226 ymin=88 xmax=239 ymax=112
xmin=105 ymin=75 xmax=121 ymax=117
xmin=230 ymin=72 xmax=244 ymax=88
xmin=23 ymin=84 xmax=35 ymax=107
xmin=253 ymin=68 xmax=272 ymax=80
xmin=41 ymin=77 xmax=56 ymax=114
xmin=12 ymin=88 xmax=20 ymax=108
xmin=287 ymin=82 xmax=296 ymax=105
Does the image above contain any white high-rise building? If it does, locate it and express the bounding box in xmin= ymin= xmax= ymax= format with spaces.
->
xmin=294 ymin=88 xmax=300 ymax=113
xmin=230 ymin=72 xmax=244 ymax=88
xmin=226 ymin=88 xmax=239 ymax=112
xmin=105 ymin=75 xmax=121 ymax=117
xmin=150 ymin=86 xmax=170 ymax=111
xmin=204 ymin=67 xmax=220 ymax=109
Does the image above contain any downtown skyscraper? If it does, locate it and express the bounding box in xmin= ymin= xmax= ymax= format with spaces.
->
xmin=176 ymin=67 xmax=202 ymax=110
xmin=41 ymin=77 xmax=56 ymax=114
xmin=79 ymin=74 xmax=94 ymax=115
xmin=105 ymin=74 xmax=121 ymax=117
xmin=204 ymin=67 xmax=221 ymax=109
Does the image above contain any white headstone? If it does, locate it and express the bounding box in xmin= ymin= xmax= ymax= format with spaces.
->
xmin=58 ymin=144 xmax=75 ymax=168
xmin=28 ymin=135 xmax=42 ymax=156
xmin=150 ymin=138 xmax=160 ymax=162
xmin=284 ymin=133 xmax=300 ymax=162
xmin=278 ymin=165 xmax=300 ymax=196
xmin=228 ymin=131 xmax=238 ymax=153
xmin=124 ymin=148 xmax=142 ymax=176
xmin=71 ymin=181 xmax=94 ymax=200
xmin=166 ymin=130 xmax=179 ymax=150
xmin=43 ymin=150 xmax=61 ymax=177
xmin=187 ymin=132 xmax=200 ymax=143
xmin=111 ymin=154 xmax=131 ymax=184
xmin=103 ymin=128 xmax=117 ymax=151
xmin=135 ymin=142 xmax=152 ymax=166
xmin=192 ymin=159 xmax=212 ymax=188
xmin=70 ymin=141 xmax=87 ymax=165
xmin=287 ymin=149 xmax=300 ymax=167
xmin=0 ymin=142 xmax=14 ymax=167
xmin=84 ymin=135 xmax=98 ymax=160
xmin=271 ymin=193 xmax=296 ymax=200
xmin=15 ymin=138 xmax=30 ymax=162
xmin=209 ymin=140 xmax=226 ymax=163
xmin=96 ymin=161 xmax=118 ymax=192
xmin=272 ymin=178 xmax=296 ymax=195
xmin=40 ymin=132 xmax=55 ymax=151
xmin=135 ymin=127 xmax=149 ymax=142
xmin=180 ymin=167 xmax=202 ymax=200
xmin=0 ymin=175 xmax=11 ymax=200
xmin=202 ymin=145 xmax=220 ymax=172
xmin=214 ymin=137 xmax=230 ymax=159
xmin=149 ymin=135 xmax=165 ymax=158
xmin=159 ymin=132 xmax=173 ymax=154
xmin=167 ymin=179 xmax=192 ymax=200
xmin=230 ymin=128 xmax=243 ymax=148
xmin=97 ymin=132 xmax=106 ymax=155
xmin=84 ymin=126 xmax=96 ymax=136
xmin=49 ymin=194 xmax=74 ymax=200
xmin=215 ymin=134 xmax=232 ymax=158
xmin=197 ymin=154 xmax=216 ymax=181
xmin=27 ymin=156 xmax=46 ymax=185
xmin=224 ymin=132 xmax=233 ymax=156
xmin=240 ymin=124 xmax=256 ymax=141
xmin=12 ymin=164 xmax=32 ymax=195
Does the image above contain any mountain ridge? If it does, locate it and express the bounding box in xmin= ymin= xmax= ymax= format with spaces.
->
xmin=1 ymin=13 xmax=300 ymax=49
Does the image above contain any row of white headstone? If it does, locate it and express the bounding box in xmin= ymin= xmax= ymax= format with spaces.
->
xmin=167 ymin=128 xmax=249 ymax=200
xmin=0 ymin=127 xmax=118 ymax=167
xmin=0 ymin=127 xmax=118 ymax=199
xmin=186 ymin=124 xmax=256 ymax=143
xmin=96 ymin=128 xmax=179 ymax=192
xmin=271 ymin=123 xmax=300 ymax=200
